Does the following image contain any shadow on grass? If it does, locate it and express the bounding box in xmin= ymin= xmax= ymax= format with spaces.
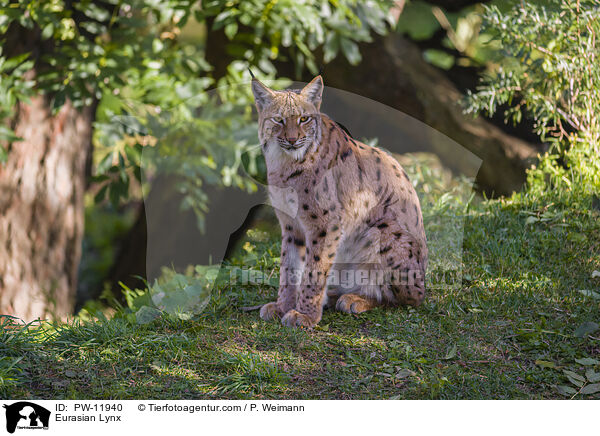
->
xmin=3 ymin=193 xmax=599 ymax=400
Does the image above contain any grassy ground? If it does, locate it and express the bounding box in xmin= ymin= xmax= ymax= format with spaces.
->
xmin=2 ymin=158 xmax=600 ymax=400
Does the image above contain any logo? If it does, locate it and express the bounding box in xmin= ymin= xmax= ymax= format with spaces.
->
xmin=3 ymin=402 xmax=50 ymax=434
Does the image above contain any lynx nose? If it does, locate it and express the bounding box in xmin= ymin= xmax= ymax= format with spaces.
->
xmin=287 ymin=137 xmax=297 ymax=145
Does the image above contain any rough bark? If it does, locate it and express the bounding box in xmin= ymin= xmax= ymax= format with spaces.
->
xmin=0 ymin=96 xmax=93 ymax=321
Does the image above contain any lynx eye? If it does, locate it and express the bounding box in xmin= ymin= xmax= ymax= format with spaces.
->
xmin=272 ymin=117 xmax=284 ymax=124
xmin=299 ymin=116 xmax=309 ymax=123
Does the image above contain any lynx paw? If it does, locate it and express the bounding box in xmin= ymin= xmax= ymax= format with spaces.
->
xmin=281 ymin=309 xmax=317 ymax=329
xmin=259 ymin=302 xmax=283 ymax=321
xmin=335 ymin=294 xmax=376 ymax=314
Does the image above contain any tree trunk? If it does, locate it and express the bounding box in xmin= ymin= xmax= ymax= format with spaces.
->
xmin=0 ymin=96 xmax=93 ymax=321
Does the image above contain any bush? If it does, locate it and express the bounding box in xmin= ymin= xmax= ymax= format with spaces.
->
xmin=465 ymin=0 xmax=600 ymax=195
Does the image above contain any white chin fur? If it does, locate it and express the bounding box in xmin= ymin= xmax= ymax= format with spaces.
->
xmin=285 ymin=144 xmax=311 ymax=161
xmin=265 ymin=140 xmax=313 ymax=162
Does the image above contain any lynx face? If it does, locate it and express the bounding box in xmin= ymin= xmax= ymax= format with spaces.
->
xmin=252 ymin=77 xmax=323 ymax=161
xmin=252 ymin=75 xmax=428 ymax=329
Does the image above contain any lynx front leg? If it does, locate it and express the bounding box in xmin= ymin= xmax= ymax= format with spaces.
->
xmin=281 ymin=226 xmax=341 ymax=328
xmin=260 ymin=221 xmax=305 ymax=321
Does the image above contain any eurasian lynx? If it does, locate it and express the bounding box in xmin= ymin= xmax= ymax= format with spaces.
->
xmin=252 ymin=75 xmax=427 ymax=328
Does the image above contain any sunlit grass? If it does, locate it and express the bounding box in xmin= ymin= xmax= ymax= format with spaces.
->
xmin=2 ymin=154 xmax=599 ymax=399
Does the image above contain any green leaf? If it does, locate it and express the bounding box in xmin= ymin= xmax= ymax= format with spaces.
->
xmin=574 ymin=322 xmax=599 ymax=338
xmin=1 ymin=53 xmax=30 ymax=71
xmin=129 ymin=291 xmax=155 ymax=313
xmin=323 ymin=34 xmax=340 ymax=63
xmin=423 ymin=49 xmax=455 ymax=70
xmin=340 ymin=39 xmax=361 ymax=65
xmin=580 ymin=383 xmax=600 ymax=395
xmin=224 ymin=22 xmax=238 ymax=40
xmin=556 ymin=385 xmax=577 ymax=396
xmin=135 ymin=306 xmax=162 ymax=324
xmin=443 ymin=344 xmax=457 ymax=360
xmin=396 ymin=0 xmax=440 ymax=40
xmin=525 ymin=216 xmax=539 ymax=225
xmin=396 ymin=369 xmax=416 ymax=379
xmin=98 ymin=92 xmax=123 ymax=117
xmin=93 ymin=184 xmax=108 ymax=203
xmin=563 ymin=369 xmax=585 ymax=387
xmin=585 ymin=369 xmax=600 ymax=383
xmin=0 ymin=125 xmax=21 ymax=142
xmin=563 ymin=369 xmax=585 ymax=382
xmin=184 ymin=284 xmax=208 ymax=298
xmin=575 ymin=358 xmax=599 ymax=366
xmin=41 ymin=23 xmax=54 ymax=40
xmin=578 ymin=289 xmax=600 ymax=299
xmin=535 ymin=360 xmax=556 ymax=369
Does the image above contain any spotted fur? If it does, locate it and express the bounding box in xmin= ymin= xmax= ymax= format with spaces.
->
xmin=253 ymin=75 xmax=428 ymax=328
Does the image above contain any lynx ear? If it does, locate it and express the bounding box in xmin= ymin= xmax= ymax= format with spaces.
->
xmin=301 ymin=75 xmax=323 ymax=110
xmin=251 ymin=78 xmax=275 ymax=112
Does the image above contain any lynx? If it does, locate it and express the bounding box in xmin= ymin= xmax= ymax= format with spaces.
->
xmin=252 ymin=75 xmax=427 ymax=328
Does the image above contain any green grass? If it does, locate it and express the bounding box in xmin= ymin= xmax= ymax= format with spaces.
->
xmin=2 ymin=158 xmax=600 ymax=400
